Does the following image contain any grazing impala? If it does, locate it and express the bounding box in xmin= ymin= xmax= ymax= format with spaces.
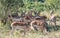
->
xmin=49 ymin=13 xmax=56 ymax=26
xmin=10 ymin=21 xmax=34 ymax=35
xmin=30 ymin=20 xmax=48 ymax=32
xmin=30 ymin=15 xmax=48 ymax=32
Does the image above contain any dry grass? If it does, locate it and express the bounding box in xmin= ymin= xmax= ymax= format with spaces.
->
xmin=0 ymin=29 xmax=60 ymax=38
xmin=0 ymin=21 xmax=60 ymax=38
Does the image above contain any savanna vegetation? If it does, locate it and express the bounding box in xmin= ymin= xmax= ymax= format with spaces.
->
xmin=0 ymin=0 xmax=60 ymax=38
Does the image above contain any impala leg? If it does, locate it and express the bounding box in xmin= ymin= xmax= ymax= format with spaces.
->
xmin=54 ymin=21 xmax=57 ymax=30
xmin=30 ymin=23 xmax=35 ymax=30
xmin=9 ymin=26 xmax=15 ymax=38
xmin=49 ymin=20 xmax=50 ymax=26
xmin=24 ymin=29 xmax=26 ymax=36
xmin=54 ymin=21 xmax=56 ymax=26
xmin=44 ymin=27 xmax=48 ymax=34
xmin=10 ymin=26 xmax=16 ymax=36
xmin=49 ymin=20 xmax=51 ymax=26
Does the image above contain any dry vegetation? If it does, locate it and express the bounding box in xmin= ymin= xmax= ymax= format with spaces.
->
xmin=0 ymin=21 xmax=60 ymax=38
xmin=0 ymin=0 xmax=60 ymax=38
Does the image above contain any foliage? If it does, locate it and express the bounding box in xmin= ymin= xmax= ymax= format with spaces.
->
xmin=0 ymin=0 xmax=60 ymax=13
xmin=0 ymin=0 xmax=60 ymax=24
xmin=45 ymin=0 xmax=60 ymax=11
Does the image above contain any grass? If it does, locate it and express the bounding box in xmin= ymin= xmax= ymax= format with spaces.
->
xmin=0 ymin=21 xmax=60 ymax=38
xmin=0 ymin=29 xmax=60 ymax=38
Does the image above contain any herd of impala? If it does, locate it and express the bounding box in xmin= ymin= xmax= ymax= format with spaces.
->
xmin=1 ymin=10 xmax=56 ymax=35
